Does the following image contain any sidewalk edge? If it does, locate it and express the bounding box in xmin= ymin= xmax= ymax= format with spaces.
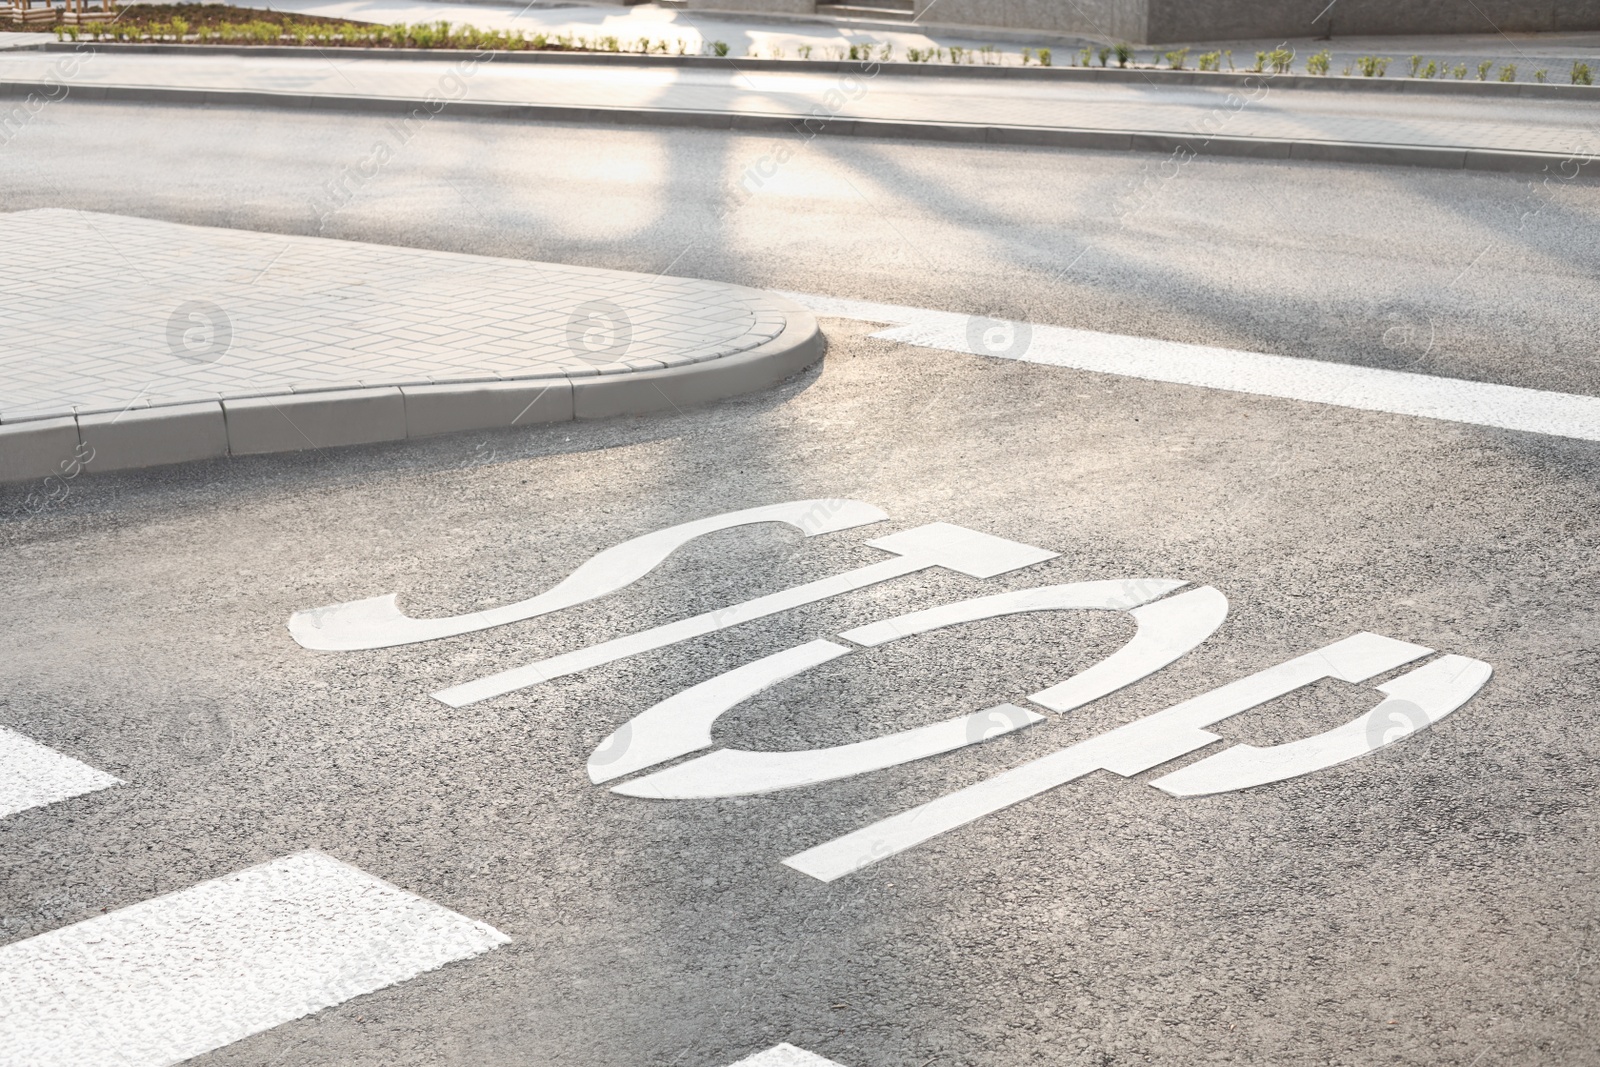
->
xmin=0 ymin=293 xmax=823 ymax=486
xmin=2 ymin=80 xmax=1592 ymax=175
xmin=25 ymin=42 xmax=1600 ymax=101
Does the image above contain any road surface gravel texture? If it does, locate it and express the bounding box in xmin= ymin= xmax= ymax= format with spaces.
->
xmin=1 ymin=90 xmax=1598 ymax=1067
xmin=0 ymin=314 xmax=1596 ymax=1066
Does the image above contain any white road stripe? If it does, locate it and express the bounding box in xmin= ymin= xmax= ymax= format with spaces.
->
xmin=727 ymin=1044 xmax=851 ymax=1067
xmin=0 ymin=850 xmax=509 ymax=1067
xmin=0 ymin=725 xmax=119 ymax=819
xmin=784 ymin=292 xmax=1600 ymax=444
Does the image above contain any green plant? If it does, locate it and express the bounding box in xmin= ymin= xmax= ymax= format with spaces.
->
xmin=1037 ymin=47 xmax=1050 ymax=67
xmin=712 ymin=40 xmax=728 ymax=57
xmin=981 ymin=44 xmax=998 ymax=64
xmin=1452 ymin=63 xmax=1467 ymax=78
xmin=1197 ymin=51 xmax=1221 ymax=72
xmin=1574 ymin=61 xmax=1594 ymax=85
xmin=54 ymin=24 xmax=65 ymax=40
xmin=1078 ymin=44 xmax=1092 ymax=66
xmin=1165 ymin=47 xmax=1189 ymax=70
xmin=1019 ymin=47 xmax=1032 ymax=65
xmin=949 ymin=45 xmax=966 ymax=63
xmin=1356 ymin=55 xmax=1390 ymax=77
xmin=1408 ymin=53 xmax=1422 ymax=77
xmin=1421 ymin=60 xmax=1437 ymax=78
xmin=1477 ymin=59 xmax=1493 ymax=80
xmin=1251 ymin=50 xmax=1267 ymax=73
xmin=1224 ymin=49 xmax=1234 ymax=70
xmin=1534 ymin=68 xmax=1547 ymax=82
xmin=1499 ymin=64 xmax=1516 ymax=81
xmin=879 ymin=42 xmax=892 ymax=60
xmin=1267 ymin=47 xmax=1293 ymax=73
xmin=797 ymin=43 xmax=812 ymax=59
xmin=1305 ymin=49 xmax=1330 ymax=75
xmin=1115 ymin=42 xmax=1131 ymax=67
xmin=1341 ymin=62 xmax=1352 ymax=75
xmin=1097 ymin=45 xmax=1111 ymax=66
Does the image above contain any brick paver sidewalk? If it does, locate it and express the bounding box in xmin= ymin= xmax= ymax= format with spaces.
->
xmin=0 ymin=210 xmax=784 ymax=423
xmin=0 ymin=210 xmax=817 ymax=483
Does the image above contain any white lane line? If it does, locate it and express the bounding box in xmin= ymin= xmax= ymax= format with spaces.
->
xmin=727 ymin=1044 xmax=852 ymax=1067
xmin=0 ymin=725 xmax=119 ymax=820
xmin=0 ymin=850 xmax=509 ymax=1067
xmin=784 ymin=292 xmax=1600 ymax=444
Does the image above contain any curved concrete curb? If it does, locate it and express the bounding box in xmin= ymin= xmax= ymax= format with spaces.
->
xmin=26 ymin=41 xmax=1600 ymax=100
xmin=0 ymin=293 xmax=822 ymax=486
xmin=0 ymin=77 xmax=1590 ymax=176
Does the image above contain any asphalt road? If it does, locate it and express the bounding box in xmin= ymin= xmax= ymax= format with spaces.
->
xmin=3 ymin=310 xmax=1600 ymax=1065
xmin=1 ymin=101 xmax=1598 ymax=394
xmin=2 ymin=102 xmax=1599 ymax=1067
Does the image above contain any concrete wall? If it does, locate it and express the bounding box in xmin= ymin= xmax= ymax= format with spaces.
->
xmin=910 ymin=0 xmax=1146 ymax=41
xmin=1147 ymin=0 xmax=1600 ymax=43
xmin=687 ymin=0 xmax=815 ymax=15
xmin=713 ymin=0 xmax=1600 ymax=43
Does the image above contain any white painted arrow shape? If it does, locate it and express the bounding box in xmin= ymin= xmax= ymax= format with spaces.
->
xmin=288 ymin=499 xmax=887 ymax=651
xmin=726 ymin=1045 xmax=851 ymax=1067
xmin=0 ymin=726 xmax=119 ymax=820
xmin=432 ymin=522 xmax=1058 ymax=708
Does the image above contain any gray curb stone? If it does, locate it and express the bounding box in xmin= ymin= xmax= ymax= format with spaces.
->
xmin=222 ymin=387 xmax=409 ymax=455
xmin=78 ymin=402 xmax=228 ymax=473
xmin=1 ymin=79 xmax=1591 ymax=176
xmin=572 ymin=300 xmax=822 ymax=419
xmin=0 ymin=416 xmax=80 ymax=484
xmin=0 ymin=296 xmax=822 ymax=482
xmin=402 ymin=379 xmax=575 ymax=437
xmin=29 ymin=43 xmax=1600 ymax=102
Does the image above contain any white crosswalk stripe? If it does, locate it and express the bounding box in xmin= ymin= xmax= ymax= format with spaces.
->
xmin=0 ymin=725 xmax=119 ymax=820
xmin=0 ymin=850 xmax=509 ymax=1067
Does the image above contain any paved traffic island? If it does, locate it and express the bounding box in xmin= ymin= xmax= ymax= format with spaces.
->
xmin=0 ymin=209 xmax=821 ymax=483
